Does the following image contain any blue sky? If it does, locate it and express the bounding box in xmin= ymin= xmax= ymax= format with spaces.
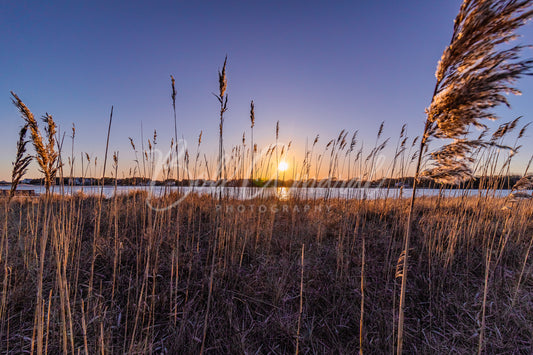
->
xmin=1 ymin=1 xmax=532 ymax=180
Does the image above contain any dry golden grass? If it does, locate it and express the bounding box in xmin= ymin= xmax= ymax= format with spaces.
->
xmin=0 ymin=193 xmax=532 ymax=354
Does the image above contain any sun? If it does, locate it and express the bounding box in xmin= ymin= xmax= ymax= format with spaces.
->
xmin=278 ymin=161 xmax=289 ymax=172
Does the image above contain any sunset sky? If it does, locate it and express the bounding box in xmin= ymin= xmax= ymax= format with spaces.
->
xmin=1 ymin=0 xmax=532 ymax=180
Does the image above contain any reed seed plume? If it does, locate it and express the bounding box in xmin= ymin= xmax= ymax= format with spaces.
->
xmin=11 ymin=92 xmax=46 ymax=169
xmin=491 ymin=116 xmax=521 ymax=141
xmin=129 ymin=137 xmax=136 ymax=151
xmin=216 ymin=56 xmax=228 ymax=183
xmin=219 ymin=56 xmax=227 ymax=98
xmin=250 ymin=100 xmax=255 ymax=182
xmin=171 ymin=75 xmax=179 ymax=186
xmin=250 ymin=100 xmax=255 ymax=128
xmin=11 ymin=92 xmax=58 ymax=194
xmin=42 ymin=113 xmax=59 ymax=185
xmin=510 ymin=174 xmax=533 ymax=192
xmin=423 ymin=0 xmax=533 ymax=184
xmin=171 ymin=75 xmax=177 ymax=108
xmin=350 ymin=131 xmax=358 ymax=151
xmin=400 ymin=124 xmax=406 ymax=138
xmin=518 ymin=122 xmax=530 ymax=139
xmin=9 ymin=124 xmax=32 ymax=200
xmin=377 ymin=121 xmax=384 ymax=139
xmin=113 ymin=151 xmax=118 ymax=166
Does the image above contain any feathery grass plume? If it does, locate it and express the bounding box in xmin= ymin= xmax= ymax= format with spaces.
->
xmin=506 ymin=174 xmax=533 ymax=203
xmin=397 ymin=1 xmax=533 ymax=353
xmin=511 ymin=174 xmax=533 ymax=191
xmin=171 ymin=75 xmax=179 ymax=186
xmin=128 ymin=137 xmax=141 ymax=180
xmin=171 ymin=75 xmax=177 ymax=106
xmin=42 ymin=113 xmax=59 ymax=185
xmin=9 ymin=124 xmax=32 ymax=201
xmin=377 ymin=121 xmax=384 ymax=139
xmin=346 ymin=131 xmax=359 ymax=181
xmin=193 ymin=131 xmax=203 ymax=185
xmin=69 ymin=123 xmax=76 ymax=190
xmin=219 ymin=56 xmax=227 ymax=97
xmin=490 ymin=116 xmax=521 ymax=142
xmin=128 ymin=137 xmax=136 ymax=151
xmin=518 ymin=122 xmax=530 ymax=139
xmin=250 ymin=100 xmax=255 ymax=182
xmin=423 ymin=1 xmax=533 ymax=183
xmin=250 ymin=100 xmax=255 ymax=128
xmin=215 ymin=56 xmax=228 ymax=184
xmin=350 ymin=131 xmax=358 ymax=151
xmin=11 ymin=92 xmax=58 ymax=195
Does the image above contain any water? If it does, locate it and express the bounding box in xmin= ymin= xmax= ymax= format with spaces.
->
xmin=0 ymin=184 xmax=516 ymax=200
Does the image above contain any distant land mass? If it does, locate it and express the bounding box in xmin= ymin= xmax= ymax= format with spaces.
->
xmin=0 ymin=175 xmax=526 ymax=190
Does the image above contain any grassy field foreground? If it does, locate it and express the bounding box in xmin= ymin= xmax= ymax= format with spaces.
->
xmin=0 ymin=192 xmax=532 ymax=354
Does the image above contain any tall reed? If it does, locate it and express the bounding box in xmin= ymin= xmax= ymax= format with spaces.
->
xmin=171 ymin=75 xmax=179 ymax=186
xmin=397 ymin=1 xmax=533 ymax=353
xmin=11 ymin=92 xmax=58 ymax=195
xmin=250 ymin=100 xmax=255 ymax=183
xmin=216 ymin=56 xmax=228 ymax=184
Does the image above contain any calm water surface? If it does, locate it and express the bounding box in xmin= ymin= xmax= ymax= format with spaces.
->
xmin=0 ymin=184 xmax=516 ymax=200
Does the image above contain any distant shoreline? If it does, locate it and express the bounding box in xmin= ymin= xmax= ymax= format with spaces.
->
xmin=0 ymin=174 xmax=526 ymax=190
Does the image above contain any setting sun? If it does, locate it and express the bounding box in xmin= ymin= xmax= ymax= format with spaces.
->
xmin=278 ymin=161 xmax=289 ymax=172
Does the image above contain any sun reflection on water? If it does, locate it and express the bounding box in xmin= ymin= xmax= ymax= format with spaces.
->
xmin=277 ymin=187 xmax=289 ymax=201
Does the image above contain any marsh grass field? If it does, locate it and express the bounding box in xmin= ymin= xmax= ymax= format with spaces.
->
xmin=1 ymin=192 xmax=533 ymax=353
xmin=3 ymin=0 xmax=533 ymax=353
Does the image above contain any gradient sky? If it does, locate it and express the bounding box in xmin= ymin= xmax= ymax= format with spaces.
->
xmin=1 ymin=0 xmax=532 ymax=180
